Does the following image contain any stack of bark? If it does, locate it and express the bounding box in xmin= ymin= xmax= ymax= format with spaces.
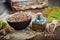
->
xmin=9 ymin=0 xmax=48 ymax=11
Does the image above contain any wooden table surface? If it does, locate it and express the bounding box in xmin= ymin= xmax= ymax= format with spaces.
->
xmin=0 ymin=8 xmax=60 ymax=40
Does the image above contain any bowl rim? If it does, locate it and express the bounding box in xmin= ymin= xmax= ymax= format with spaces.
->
xmin=6 ymin=17 xmax=32 ymax=23
xmin=6 ymin=11 xmax=32 ymax=23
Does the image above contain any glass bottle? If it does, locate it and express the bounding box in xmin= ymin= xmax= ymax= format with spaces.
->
xmin=32 ymin=13 xmax=46 ymax=32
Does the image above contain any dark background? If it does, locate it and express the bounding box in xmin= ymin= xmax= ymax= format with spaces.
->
xmin=48 ymin=0 xmax=60 ymax=6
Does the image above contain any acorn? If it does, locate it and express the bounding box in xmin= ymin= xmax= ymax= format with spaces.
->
xmin=6 ymin=27 xmax=14 ymax=33
xmin=0 ymin=29 xmax=6 ymax=35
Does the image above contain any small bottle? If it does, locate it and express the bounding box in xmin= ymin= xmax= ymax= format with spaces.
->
xmin=32 ymin=13 xmax=46 ymax=32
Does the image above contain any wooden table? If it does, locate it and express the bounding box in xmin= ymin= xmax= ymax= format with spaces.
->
xmin=0 ymin=10 xmax=58 ymax=40
xmin=0 ymin=6 xmax=60 ymax=40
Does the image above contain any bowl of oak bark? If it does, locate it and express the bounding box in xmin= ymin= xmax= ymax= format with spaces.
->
xmin=7 ymin=12 xmax=31 ymax=30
